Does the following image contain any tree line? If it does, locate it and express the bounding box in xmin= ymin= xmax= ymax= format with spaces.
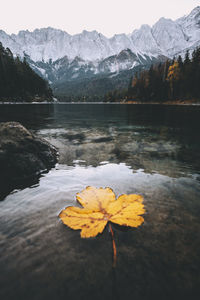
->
xmin=0 ymin=42 xmax=53 ymax=102
xmin=104 ymin=47 xmax=200 ymax=103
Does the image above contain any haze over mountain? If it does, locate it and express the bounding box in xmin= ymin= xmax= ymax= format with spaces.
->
xmin=0 ymin=6 xmax=200 ymax=99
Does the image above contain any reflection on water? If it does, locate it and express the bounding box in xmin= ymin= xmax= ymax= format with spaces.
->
xmin=0 ymin=104 xmax=200 ymax=300
xmin=38 ymin=126 xmax=188 ymax=177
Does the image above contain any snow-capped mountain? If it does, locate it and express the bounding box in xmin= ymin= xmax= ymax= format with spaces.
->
xmin=26 ymin=48 xmax=166 ymax=87
xmin=0 ymin=6 xmax=200 ymax=98
xmin=0 ymin=6 xmax=200 ymax=63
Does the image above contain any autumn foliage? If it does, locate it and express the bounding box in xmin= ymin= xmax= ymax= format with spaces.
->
xmin=59 ymin=186 xmax=145 ymax=238
xmin=59 ymin=187 xmax=145 ymax=267
xmin=105 ymin=47 xmax=200 ymax=102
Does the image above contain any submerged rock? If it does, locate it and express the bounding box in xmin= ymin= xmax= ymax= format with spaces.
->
xmin=0 ymin=122 xmax=58 ymax=199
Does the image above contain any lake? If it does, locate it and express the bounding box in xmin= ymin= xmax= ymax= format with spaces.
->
xmin=0 ymin=103 xmax=200 ymax=300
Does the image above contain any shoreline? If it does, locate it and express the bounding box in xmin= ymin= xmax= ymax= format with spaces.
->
xmin=0 ymin=100 xmax=200 ymax=106
xmin=122 ymin=99 xmax=200 ymax=105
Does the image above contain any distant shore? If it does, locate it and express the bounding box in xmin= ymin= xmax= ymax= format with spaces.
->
xmin=0 ymin=99 xmax=200 ymax=105
xmin=122 ymin=99 xmax=200 ymax=105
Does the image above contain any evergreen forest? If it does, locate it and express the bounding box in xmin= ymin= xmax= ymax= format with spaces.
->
xmin=0 ymin=43 xmax=53 ymax=102
xmin=104 ymin=47 xmax=200 ymax=103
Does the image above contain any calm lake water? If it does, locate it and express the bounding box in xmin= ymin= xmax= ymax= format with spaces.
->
xmin=0 ymin=103 xmax=200 ymax=300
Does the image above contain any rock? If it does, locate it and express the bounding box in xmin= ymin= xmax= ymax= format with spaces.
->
xmin=0 ymin=122 xmax=58 ymax=199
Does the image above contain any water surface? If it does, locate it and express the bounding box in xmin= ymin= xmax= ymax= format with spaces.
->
xmin=0 ymin=104 xmax=200 ymax=300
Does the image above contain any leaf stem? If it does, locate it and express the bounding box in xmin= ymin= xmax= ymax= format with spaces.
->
xmin=109 ymin=223 xmax=117 ymax=268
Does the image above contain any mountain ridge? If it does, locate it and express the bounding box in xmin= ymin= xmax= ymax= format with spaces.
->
xmin=0 ymin=6 xmax=200 ymax=62
xmin=0 ymin=6 xmax=200 ymax=100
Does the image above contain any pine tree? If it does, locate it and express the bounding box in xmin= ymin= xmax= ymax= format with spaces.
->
xmin=0 ymin=43 xmax=53 ymax=102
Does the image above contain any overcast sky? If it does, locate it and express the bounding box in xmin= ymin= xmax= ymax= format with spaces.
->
xmin=0 ymin=0 xmax=199 ymax=36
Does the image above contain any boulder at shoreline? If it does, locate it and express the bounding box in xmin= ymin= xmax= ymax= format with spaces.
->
xmin=0 ymin=122 xmax=58 ymax=199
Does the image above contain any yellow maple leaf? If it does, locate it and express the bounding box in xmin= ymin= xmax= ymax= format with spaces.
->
xmin=59 ymin=186 xmax=145 ymax=238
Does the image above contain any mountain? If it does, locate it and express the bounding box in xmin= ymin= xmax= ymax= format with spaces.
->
xmin=0 ymin=6 xmax=200 ymax=100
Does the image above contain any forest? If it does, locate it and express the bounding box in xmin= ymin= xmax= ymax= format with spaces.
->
xmin=0 ymin=43 xmax=53 ymax=102
xmin=104 ymin=47 xmax=200 ymax=103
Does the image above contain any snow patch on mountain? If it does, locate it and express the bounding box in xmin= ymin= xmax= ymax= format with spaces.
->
xmin=130 ymin=24 xmax=162 ymax=56
xmin=151 ymin=18 xmax=188 ymax=57
xmin=176 ymin=6 xmax=200 ymax=44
